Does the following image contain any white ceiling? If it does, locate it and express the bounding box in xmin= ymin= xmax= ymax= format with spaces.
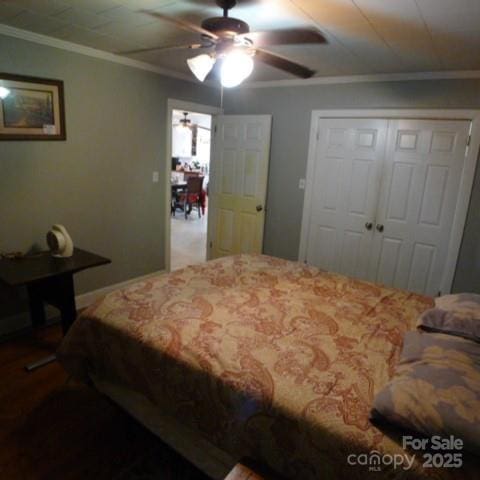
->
xmin=1 ymin=0 xmax=479 ymax=83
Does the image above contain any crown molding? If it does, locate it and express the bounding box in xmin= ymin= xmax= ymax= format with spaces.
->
xmin=2 ymin=23 xmax=479 ymax=90
xmin=0 ymin=23 xmax=216 ymax=86
xmin=243 ymin=70 xmax=480 ymax=89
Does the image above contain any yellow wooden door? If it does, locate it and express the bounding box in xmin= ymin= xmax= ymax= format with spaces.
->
xmin=207 ymin=115 xmax=272 ymax=259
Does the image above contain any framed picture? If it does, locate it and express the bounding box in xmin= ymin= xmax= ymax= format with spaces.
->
xmin=0 ymin=73 xmax=66 ymax=140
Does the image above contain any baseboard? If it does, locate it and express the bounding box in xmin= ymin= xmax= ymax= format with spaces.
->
xmin=0 ymin=305 xmax=59 ymax=339
xmin=0 ymin=312 xmax=36 ymax=337
xmin=0 ymin=270 xmax=165 ymax=339
xmin=0 ymin=317 xmax=61 ymax=343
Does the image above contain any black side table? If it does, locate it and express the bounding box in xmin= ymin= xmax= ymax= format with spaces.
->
xmin=0 ymin=248 xmax=111 ymax=370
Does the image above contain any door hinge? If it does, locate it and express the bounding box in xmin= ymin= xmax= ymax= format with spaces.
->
xmin=316 ymin=131 xmax=320 ymax=141
xmin=209 ymin=241 xmax=213 ymax=249
xmin=214 ymin=125 xmax=217 ymax=134
xmin=466 ymin=134 xmax=471 ymax=147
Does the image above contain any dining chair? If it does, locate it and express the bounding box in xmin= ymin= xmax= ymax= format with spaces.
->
xmin=178 ymin=176 xmax=204 ymax=219
xmin=183 ymin=171 xmax=201 ymax=179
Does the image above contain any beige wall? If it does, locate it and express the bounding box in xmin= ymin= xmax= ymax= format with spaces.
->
xmin=1 ymin=33 xmax=479 ymax=337
xmin=0 ymin=34 xmax=220 ymax=335
xmin=224 ymin=79 xmax=480 ymax=293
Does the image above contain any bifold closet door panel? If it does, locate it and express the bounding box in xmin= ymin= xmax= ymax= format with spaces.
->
xmin=305 ymin=118 xmax=388 ymax=279
xmin=368 ymin=119 xmax=470 ymax=296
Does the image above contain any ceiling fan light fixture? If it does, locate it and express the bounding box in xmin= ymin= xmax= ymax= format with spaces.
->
xmin=187 ymin=53 xmax=216 ymax=82
xmin=0 ymin=86 xmax=10 ymax=99
xmin=220 ymin=49 xmax=254 ymax=88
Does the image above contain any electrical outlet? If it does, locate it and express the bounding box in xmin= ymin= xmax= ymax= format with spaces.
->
xmin=298 ymin=178 xmax=306 ymax=190
xmin=152 ymin=171 xmax=159 ymax=183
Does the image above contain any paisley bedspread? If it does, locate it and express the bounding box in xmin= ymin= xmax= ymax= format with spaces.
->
xmin=58 ymin=255 xmax=478 ymax=479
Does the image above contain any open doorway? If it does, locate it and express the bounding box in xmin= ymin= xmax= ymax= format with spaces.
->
xmin=170 ymin=109 xmax=212 ymax=271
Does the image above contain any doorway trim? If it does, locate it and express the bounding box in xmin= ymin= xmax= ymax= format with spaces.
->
xmin=299 ymin=109 xmax=480 ymax=294
xmin=165 ymin=99 xmax=222 ymax=272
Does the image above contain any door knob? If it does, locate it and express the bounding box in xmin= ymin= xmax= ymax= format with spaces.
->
xmin=256 ymin=205 xmax=263 ymax=212
xmin=376 ymin=224 xmax=384 ymax=232
xmin=365 ymin=222 xmax=373 ymax=230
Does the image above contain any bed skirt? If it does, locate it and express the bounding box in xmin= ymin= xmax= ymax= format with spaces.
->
xmin=92 ymin=375 xmax=236 ymax=479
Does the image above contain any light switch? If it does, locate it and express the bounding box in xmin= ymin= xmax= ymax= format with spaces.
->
xmin=152 ymin=171 xmax=159 ymax=183
xmin=298 ymin=178 xmax=306 ymax=190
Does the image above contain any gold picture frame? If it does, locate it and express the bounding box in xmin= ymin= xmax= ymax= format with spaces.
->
xmin=0 ymin=73 xmax=66 ymax=140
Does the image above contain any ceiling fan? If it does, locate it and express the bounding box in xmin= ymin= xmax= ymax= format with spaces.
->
xmin=173 ymin=111 xmax=210 ymax=130
xmin=122 ymin=0 xmax=327 ymax=87
xmin=177 ymin=112 xmax=192 ymax=128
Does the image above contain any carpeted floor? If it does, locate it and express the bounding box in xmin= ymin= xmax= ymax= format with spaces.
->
xmin=0 ymin=325 xmax=210 ymax=480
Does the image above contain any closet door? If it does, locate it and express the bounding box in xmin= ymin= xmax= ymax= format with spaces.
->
xmin=368 ymin=119 xmax=470 ymax=295
xmin=304 ymin=119 xmax=388 ymax=279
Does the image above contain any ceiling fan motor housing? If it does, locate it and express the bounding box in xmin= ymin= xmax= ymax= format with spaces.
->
xmin=201 ymin=16 xmax=249 ymax=37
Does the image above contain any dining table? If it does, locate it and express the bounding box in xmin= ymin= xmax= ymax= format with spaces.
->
xmin=171 ymin=181 xmax=187 ymax=193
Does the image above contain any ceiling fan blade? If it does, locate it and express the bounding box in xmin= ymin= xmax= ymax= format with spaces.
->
xmin=255 ymin=49 xmax=315 ymax=79
xmin=118 ymin=43 xmax=206 ymax=55
xmin=140 ymin=10 xmax=218 ymax=40
xmin=240 ymin=28 xmax=326 ymax=47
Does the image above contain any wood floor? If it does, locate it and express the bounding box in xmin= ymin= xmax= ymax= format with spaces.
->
xmin=0 ymin=325 xmax=209 ymax=480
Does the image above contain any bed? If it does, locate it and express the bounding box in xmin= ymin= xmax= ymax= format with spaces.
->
xmin=57 ymin=254 xmax=476 ymax=479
